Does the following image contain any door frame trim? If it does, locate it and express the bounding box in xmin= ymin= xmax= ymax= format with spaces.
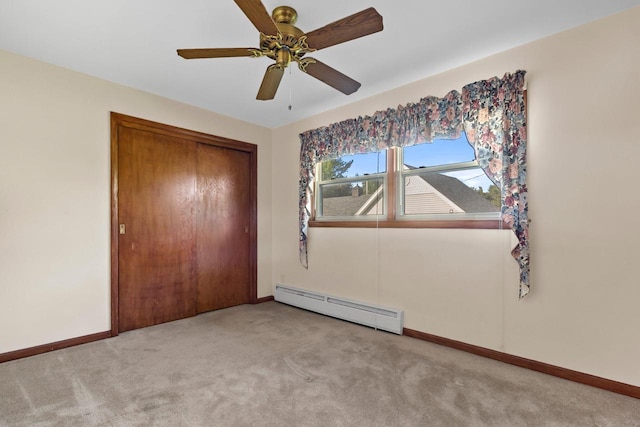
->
xmin=110 ymin=112 xmax=258 ymax=336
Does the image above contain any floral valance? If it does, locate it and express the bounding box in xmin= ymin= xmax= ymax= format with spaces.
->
xmin=299 ymin=70 xmax=529 ymax=298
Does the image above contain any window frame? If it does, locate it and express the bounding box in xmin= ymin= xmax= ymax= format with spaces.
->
xmin=310 ymin=147 xmax=505 ymax=230
xmin=396 ymin=149 xmax=501 ymax=222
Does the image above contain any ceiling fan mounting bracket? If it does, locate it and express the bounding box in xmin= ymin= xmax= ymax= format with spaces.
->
xmin=271 ymin=6 xmax=298 ymax=25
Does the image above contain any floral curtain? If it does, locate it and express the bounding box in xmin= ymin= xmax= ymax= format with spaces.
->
xmin=462 ymin=70 xmax=529 ymax=297
xmin=298 ymin=70 xmax=529 ymax=297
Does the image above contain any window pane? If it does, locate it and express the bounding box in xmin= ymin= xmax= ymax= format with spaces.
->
xmin=320 ymin=151 xmax=386 ymax=181
xmin=403 ymin=133 xmax=474 ymax=168
xmin=320 ymin=178 xmax=384 ymax=217
xmin=403 ymin=168 xmax=500 ymax=215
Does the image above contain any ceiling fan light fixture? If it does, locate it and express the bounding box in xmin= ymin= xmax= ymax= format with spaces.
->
xmin=276 ymin=48 xmax=291 ymax=68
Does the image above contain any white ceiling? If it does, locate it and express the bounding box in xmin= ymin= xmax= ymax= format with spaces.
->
xmin=2 ymin=0 xmax=639 ymax=128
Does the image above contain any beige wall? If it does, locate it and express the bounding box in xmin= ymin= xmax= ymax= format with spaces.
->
xmin=272 ymin=7 xmax=640 ymax=387
xmin=0 ymin=50 xmax=273 ymax=353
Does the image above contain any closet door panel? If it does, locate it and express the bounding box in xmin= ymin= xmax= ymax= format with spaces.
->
xmin=196 ymin=143 xmax=251 ymax=312
xmin=118 ymin=127 xmax=197 ymax=332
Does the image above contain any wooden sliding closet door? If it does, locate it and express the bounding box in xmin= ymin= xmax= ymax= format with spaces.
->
xmin=196 ymin=144 xmax=251 ymax=312
xmin=117 ymin=127 xmax=197 ymax=332
xmin=112 ymin=113 xmax=257 ymax=335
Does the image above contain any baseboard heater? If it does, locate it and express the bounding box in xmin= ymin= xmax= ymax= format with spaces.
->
xmin=274 ymin=284 xmax=403 ymax=335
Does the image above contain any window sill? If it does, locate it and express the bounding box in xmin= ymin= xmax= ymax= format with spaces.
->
xmin=308 ymin=219 xmax=507 ymax=229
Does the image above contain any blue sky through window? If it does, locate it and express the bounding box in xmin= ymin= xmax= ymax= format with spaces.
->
xmin=334 ymin=133 xmax=496 ymax=191
xmin=403 ymin=134 xmax=474 ymax=167
xmin=335 ymin=151 xmax=386 ymax=178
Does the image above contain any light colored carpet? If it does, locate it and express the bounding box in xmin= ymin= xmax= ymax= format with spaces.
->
xmin=1 ymin=302 xmax=639 ymax=426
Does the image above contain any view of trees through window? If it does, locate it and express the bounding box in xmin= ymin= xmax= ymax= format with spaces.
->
xmin=320 ymin=158 xmax=353 ymax=198
xmin=476 ymin=184 xmax=501 ymax=208
xmin=320 ymin=156 xmax=383 ymax=198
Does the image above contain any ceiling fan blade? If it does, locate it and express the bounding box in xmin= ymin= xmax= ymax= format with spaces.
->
xmin=233 ymin=0 xmax=280 ymax=36
xmin=256 ymin=65 xmax=284 ymax=100
xmin=305 ymin=7 xmax=383 ymax=51
xmin=302 ymin=60 xmax=361 ymax=95
xmin=177 ymin=48 xmax=257 ymax=59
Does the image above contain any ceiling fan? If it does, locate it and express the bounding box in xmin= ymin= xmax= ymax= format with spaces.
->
xmin=177 ymin=0 xmax=383 ymax=100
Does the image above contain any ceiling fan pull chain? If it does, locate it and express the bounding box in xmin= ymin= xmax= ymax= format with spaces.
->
xmin=288 ymin=66 xmax=293 ymax=111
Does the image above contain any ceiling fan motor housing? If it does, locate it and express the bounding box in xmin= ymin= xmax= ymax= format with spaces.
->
xmin=259 ymin=6 xmax=312 ymax=69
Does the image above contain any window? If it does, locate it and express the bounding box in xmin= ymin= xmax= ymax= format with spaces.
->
xmin=312 ymin=133 xmax=502 ymax=229
xmin=316 ymin=151 xmax=387 ymax=219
